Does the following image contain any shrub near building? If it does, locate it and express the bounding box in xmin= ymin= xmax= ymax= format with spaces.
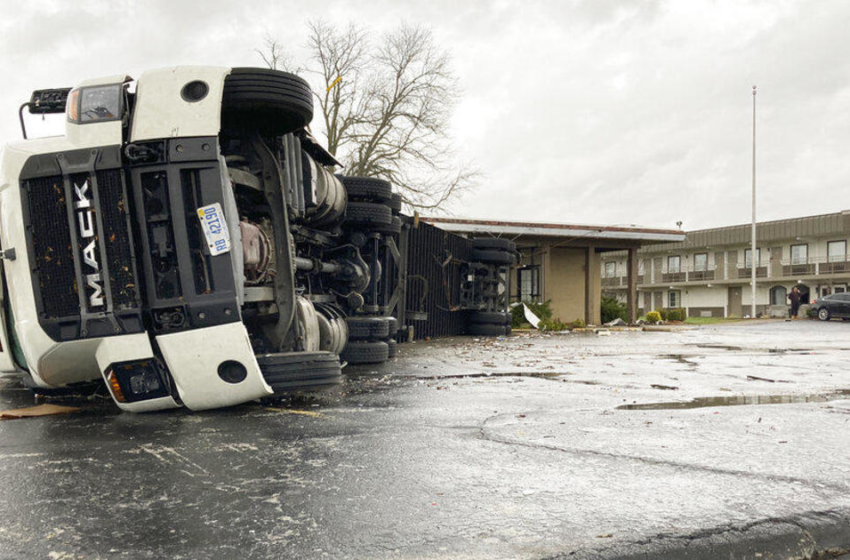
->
xmin=601 ymin=296 xmax=628 ymax=324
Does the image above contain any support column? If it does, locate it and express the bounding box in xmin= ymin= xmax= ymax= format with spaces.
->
xmin=585 ymin=247 xmax=592 ymax=325
xmin=627 ymin=247 xmax=638 ymax=324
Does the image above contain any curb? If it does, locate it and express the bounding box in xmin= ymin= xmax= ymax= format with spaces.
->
xmin=551 ymin=508 xmax=850 ymax=560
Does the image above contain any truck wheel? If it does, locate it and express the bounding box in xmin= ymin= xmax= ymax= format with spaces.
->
xmin=387 ymin=338 xmax=398 ymax=359
xmin=341 ymin=340 xmax=389 ymax=364
xmin=257 ymin=351 xmax=343 ymax=392
xmin=471 ymin=249 xmax=516 ymax=265
xmin=386 ymin=316 xmax=399 ymax=337
xmin=472 ymin=238 xmax=516 ymax=252
xmin=339 ymin=176 xmax=393 ymax=203
xmin=470 ymin=311 xmax=511 ymax=325
xmin=389 ymin=193 xmax=403 ymax=213
xmin=469 ymin=323 xmax=508 ymax=336
xmin=346 ymin=316 xmax=391 ymax=340
xmin=345 ymin=202 xmax=392 ymax=227
xmin=376 ymin=216 xmax=402 ymax=235
xmin=222 ymin=68 xmax=313 ymax=135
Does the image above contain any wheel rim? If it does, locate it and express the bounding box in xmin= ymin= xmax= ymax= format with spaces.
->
xmin=819 ymin=309 xmax=829 ymax=320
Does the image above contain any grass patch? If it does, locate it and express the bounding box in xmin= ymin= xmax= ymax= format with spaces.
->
xmin=684 ymin=316 xmax=745 ymax=325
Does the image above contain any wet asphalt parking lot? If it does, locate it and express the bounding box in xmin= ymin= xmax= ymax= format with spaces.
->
xmin=1 ymin=320 xmax=850 ymax=559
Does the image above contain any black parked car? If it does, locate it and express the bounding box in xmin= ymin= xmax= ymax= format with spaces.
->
xmin=811 ymin=293 xmax=850 ymax=321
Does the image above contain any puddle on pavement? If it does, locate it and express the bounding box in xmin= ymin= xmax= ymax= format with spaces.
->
xmin=421 ymin=371 xmax=564 ymax=380
xmin=617 ymin=390 xmax=850 ymax=410
xmin=661 ymin=354 xmax=699 ymax=366
xmin=694 ymin=344 xmax=743 ymax=351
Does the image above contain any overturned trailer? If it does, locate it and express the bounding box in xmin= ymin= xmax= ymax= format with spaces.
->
xmin=0 ymin=66 xmax=515 ymax=412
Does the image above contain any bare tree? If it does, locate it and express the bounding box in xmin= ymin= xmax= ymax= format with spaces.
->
xmin=306 ymin=20 xmax=368 ymax=158
xmin=255 ymin=33 xmax=295 ymax=72
xmin=256 ymin=22 xmax=476 ymax=211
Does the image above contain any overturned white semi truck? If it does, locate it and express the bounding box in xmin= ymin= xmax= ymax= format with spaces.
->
xmin=0 ymin=67 xmax=515 ymax=412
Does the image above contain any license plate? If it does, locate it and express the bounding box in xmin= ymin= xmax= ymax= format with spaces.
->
xmin=197 ymin=203 xmax=231 ymax=256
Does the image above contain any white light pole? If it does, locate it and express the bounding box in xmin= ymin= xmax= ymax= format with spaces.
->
xmin=751 ymin=85 xmax=757 ymax=319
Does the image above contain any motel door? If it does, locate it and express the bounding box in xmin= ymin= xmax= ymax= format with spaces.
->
xmin=728 ymin=286 xmax=743 ymax=317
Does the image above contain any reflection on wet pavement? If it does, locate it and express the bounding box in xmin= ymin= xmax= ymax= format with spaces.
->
xmin=618 ymin=390 xmax=850 ymax=410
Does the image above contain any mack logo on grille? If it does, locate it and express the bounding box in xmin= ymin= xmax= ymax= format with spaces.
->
xmin=73 ymin=179 xmax=104 ymax=308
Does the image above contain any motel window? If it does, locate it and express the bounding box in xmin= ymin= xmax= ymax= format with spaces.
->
xmin=791 ymin=244 xmax=808 ymax=265
xmin=745 ymin=248 xmax=761 ymax=268
xmin=693 ymin=253 xmax=707 ymax=272
xmin=668 ymin=290 xmax=681 ymax=308
xmin=667 ymin=255 xmax=681 ymax=274
xmin=604 ymin=262 xmax=616 ymax=278
xmin=828 ymin=241 xmax=847 ymax=263
xmin=518 ymin=267 xmax=540 ymax=301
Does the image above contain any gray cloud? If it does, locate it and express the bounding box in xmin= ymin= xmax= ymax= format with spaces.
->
xmin=2 ymin=0 xmax=848 ymax=230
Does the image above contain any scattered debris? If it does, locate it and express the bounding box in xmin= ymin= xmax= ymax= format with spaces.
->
xmin=595 ymin=329 xmax=611 ymax=336
xmin=0 ymin=404 xmax=80 ymax=420
xmin=264 ymin=408 xmax=325 ymax=418
xmin=650 ymin=384 xmax=679 ymax=391
xmin=604 ymin=318 xmax=627 ymax=327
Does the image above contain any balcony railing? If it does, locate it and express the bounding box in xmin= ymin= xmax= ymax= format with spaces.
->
xmin=689 ymin=269 xmax=715 ymax=281
xmin=602 ymin=275 xmax=646 ymax=288
xmin=778 ymin=256 xmax=850 ymax=276
xmin=662 ymin=272 xmax=686 ymax=283
xmin=631 ymin=254 xmax=850 ymax=287
xmin=737 ymin=266 xmax=768 ymax=278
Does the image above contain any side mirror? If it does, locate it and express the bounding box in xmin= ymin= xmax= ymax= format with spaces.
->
xmin=28 ymin=88 xmax=72 ymax=114
xmin=19 ymin=87 xmax=72 ymax=139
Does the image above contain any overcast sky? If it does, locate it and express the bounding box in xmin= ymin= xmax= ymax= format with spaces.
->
xmin=2 ymin=0 xmax=849 ymax=231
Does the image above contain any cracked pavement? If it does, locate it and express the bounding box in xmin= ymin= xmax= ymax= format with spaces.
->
xmin=1 ymin=320 xmax=849 ymax=559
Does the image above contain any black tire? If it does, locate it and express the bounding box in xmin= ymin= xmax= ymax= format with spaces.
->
xmin=386 ymin=316 xmax=399 ymax=337
xmin=376 ymin=216 xmax=402 ymax=235
xmin=389 ymin=193 xmax=402 ymax=213
xmin=257 ymin=351 xmax=343 ymax=392
xmin=222 ymin=68 xmax=313 ymax=135
xmin=387 ymin=338 xmax=398 ymax=359
xmin=346 ymin=316 xmax=391 ymax=340
xmin=472 ymin=238 xmax=516 ymax=252
xmin=471 ymin=311 xmax=511 ymax=325
xmin=818 ymin=308 xmax=830 ymax=321
xmin=341 ymin=340 xmax=389 ymax=364
xmin=469 ymin=323 xmax=508 ymax=336
xmin=345 ymin=202 xmax=392 ymax=227
xmin=471 ymin=249 xmax=516 ymax=265
xmin=339 ymin=176 xmax=393 ymax=203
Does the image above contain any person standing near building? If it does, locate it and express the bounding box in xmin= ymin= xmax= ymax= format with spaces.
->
xmin=787 ymin=286 xmax=802 ymax=319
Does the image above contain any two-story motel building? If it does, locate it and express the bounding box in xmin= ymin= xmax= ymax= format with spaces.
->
xmin=601 ymin=211 xmax=850 ymax=318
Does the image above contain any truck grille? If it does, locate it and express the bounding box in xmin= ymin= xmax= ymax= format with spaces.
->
xmin=20 ymin=147 xmax=143 ymax=341
xmin=96 ymin=169 xmax=138 ymax=309
xmin=27 ymin=176 xmax=78 ymax=320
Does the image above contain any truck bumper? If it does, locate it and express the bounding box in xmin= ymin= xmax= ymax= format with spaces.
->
xmin=156 ymin=322 xmax=272 ymax=411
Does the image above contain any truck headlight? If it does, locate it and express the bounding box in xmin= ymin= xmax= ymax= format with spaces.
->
xmin=104 ymin=359 xmax=171 ymax=403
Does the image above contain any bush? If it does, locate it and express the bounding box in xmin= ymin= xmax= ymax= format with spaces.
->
xmin=646 ymin=311 xmax=662 ymax=324
xmin=655 ymin=308 xmax=668 ymax=321
xmin=601 ymin=296 xmax=628 ymax=324
xmin=539 ymin=318 xmax=570 ymax=332
xmin=663 ymin=308 xmax=687 ymax=322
